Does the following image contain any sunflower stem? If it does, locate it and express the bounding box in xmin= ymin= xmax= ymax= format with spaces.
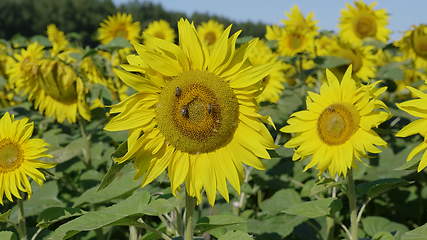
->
xmin=17 ymin=199 xmax=27 ymax=240
xmin=78 ymin=118 xmax=92 ymax=168
xmin=184 ymin=193 xmax=196 ymax=240
xmin=346 ymin=171 xmax=358 ymax=240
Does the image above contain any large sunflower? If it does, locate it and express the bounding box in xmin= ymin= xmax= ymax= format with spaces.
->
xmin=0 ymin=112 xmax=54 ymax=204
xmin=98 ymin=13 xmax=141 ymax=45
xmin=281 ymin=66 xmax=389 ymax=176
xmin=105 ymin=19 xmax=277 ymax=205
xmin=396 ymin=87 xmax=427 ymax=172
xmin=197 ymin=20 xmax=224 ymax=47
xmin=339 ymin=0 xmax=390 ymax=44
xmin=143 ymin=20 xmax=176 ymax=43
xmin=266 ymin=6 xmax=318 ymax=56
xmin=247 ymin=40 xmax=287 ymax=103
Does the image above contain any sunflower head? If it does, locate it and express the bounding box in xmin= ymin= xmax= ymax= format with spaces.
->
xmin=339 ymin=0 xmax=390 ymax=44
xmin=105 ymin=18 xmax=277 ymax=205
xmin=143 ymin=20 xmax=176 ymax=43
xmin=396 ymin=24 xmax=427 ymax=62
xmin=197 ymin=20 xmax=224 ymax=47
xmin=98 ymin=13 xmax=141 ymax=44
xmin=0 ymin=112 xmax=54 ymax=204
xmin=281 ymin=5 xmax=318 ymax=33
xmin=281 ymin=65 xmax=389 ymax=176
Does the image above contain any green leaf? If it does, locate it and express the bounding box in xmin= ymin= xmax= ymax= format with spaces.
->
xmin=260 ymin=189 xmax=301 ymax=215
xmin=49 ymin=138 xmax=86 ymax=163
xmin=140 ymin=194 xmax=180 ymax=216
xmin=31 ymin=35 xmax=51 ymax=47
xmin=373 ymin=232 xmax=395 ymax=240
xmin=48 ymin=190 xmax=151 ymax=240
xmin=99 ymin=37 xmax=131 ymax=50
xmin=74 ymin=165 xmax=140 ymax=207
xmin=196 ymin=215 xmax=247 ymax=236
xmin=0 ymin=209 xmax=12 ymax=223
xmin=218 ymin=230 xmax=253 ymax=240
xmin=97 ymin=160 xmax=129 ymax=191
xmin=248 ymin=215 xmax=306 ymax=238
xmin=362 ymin=216 xmax=408 ymax=237
xmin=401 ymin=223 xmax=427 ymax=240
xmin=314 ymin=56 xmax=351 ymax=69
xmin=377 ymin=62 xmax=404 ymax=82
xmin=37 ymin=207 xmax=86 ymax=229
xmin=282 ymin=198 xmax=335 ymax=218
xmin=357 ymin=178 xmax=411 ymax=199
xmin=0 ymin=231 xmax=15 ymax=240
xmin=23 ymin=181 xmax=64 ymax=217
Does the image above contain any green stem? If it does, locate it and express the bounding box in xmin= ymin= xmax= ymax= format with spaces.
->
xmin=17 ymin=200 xmax=27 ymax=240
xmin=136 ymin=219 xmax=172 ymax=240
xmin=129 ymin=226 xmax=138 ymax=240
xmin=184 ymin=194 xmax=196 ymax=240
xmin=347 ymin=171 xmax=358 ymax=240
xmin=78 ymin=118 xmax=92 ymax=168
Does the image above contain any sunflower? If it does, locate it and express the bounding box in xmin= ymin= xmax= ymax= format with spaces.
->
xmin=266 ymin=6 xmax=318 ymax=56
xmin=395 ymin=24 xmax=427 ymax=69
xmin=98 ymin=13 xmax=141 ymax=45
xmin=47 ymin=24 xmax=69 ymax=55
xmin=339 ymin=0 xmax=390 ymax=44
xmin=0 ymin=112 xmax=54 ymax=204
xmin=143 ymin=20 xmax=176 ymax=43
xmin=13 ymin=49 xmax=91 ymax=123
xmin=320 ymin=37 xmax=377 ymax=82
xmin=281 ymin=66 xmax=389 ymax=176
xmin=105 ymin=19 xmax=277 ymax=205
xmin=396 ymin=87 xmax=427 ymax=172
xmin=247 ymin=40 xmax=287 ymax=103
xmin=197 ymin=20 xmax=224 ymax=47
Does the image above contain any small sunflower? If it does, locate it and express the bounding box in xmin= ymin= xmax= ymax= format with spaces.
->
xmin=281 ymin=66 xmax=389 ymax=176
xmin=321 ymin=37 xmax=377 ymax=82
xmin=47 ymin=24 xmax=69 ymax=55
xmin=396 ymin=87 xmax=427 ymax=172
xmin=395 ymin=24 xmax=427 ymax=69
xmin=0 ymin=112 xmax=54 ymax=204
xmin=197 ymin=20 xmax=224 ymax=47
xmin=339 ymin=0 xmax=390 ymax=44
xmin=247 ymin=40 xmax=287 ymax=103
xmin=266 ymin=6 xmax=318 ymax=56
xmin=98 ymin=13 xmax=141 ymax=45
xmin=143 ymin=20 xmax=176 ymax=43
xmin=105 ymin=19 xmax=277 ymax=205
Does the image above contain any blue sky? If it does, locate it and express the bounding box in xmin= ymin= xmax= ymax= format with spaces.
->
xmin=113 ymin=0 xmax=426 ymax=39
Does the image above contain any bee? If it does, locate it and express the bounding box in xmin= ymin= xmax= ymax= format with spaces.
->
xmin=207 ymin=103 xmax=213 ymax=114
xmin=180 ymin=106 xmax=189 ymax=118
xmin=175 ymin=87 xmax=182 ymax=97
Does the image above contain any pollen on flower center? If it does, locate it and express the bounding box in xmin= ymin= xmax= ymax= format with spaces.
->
xmin=317 ymin=104 xmax=359 ymax=145
xmin=355 ymin=15 xmax=377 ymax=38
xmin=156 ymin=70 xmax=239 ymax=153
xmin=0 ymin=139 xmax=23 ymax=172
xmin=288 ymin=33 xmax=304 ymax=50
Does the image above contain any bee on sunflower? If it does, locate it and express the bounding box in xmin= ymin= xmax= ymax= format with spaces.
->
xmin=339 ymin=0 xmax=390 ymax=44
xmin=281 ymin=66 xmax=389 ymax=176
xmin=0 ymin=112 xmax=54 ymax=204
xmin=105 ymin=19 xmax=277 ymax=206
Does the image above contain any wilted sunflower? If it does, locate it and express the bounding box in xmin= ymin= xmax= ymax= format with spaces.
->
xmin=320 ymin=36 xmax=377 ymax=82
xmin=395 ymin=24 xmax=427 ymax=69
xmin=47 ymin=24 xmax=69 ymax=55
xmin=266 ymin=6 xmax=318 ymax=56
xmin=247 ymin=40 xmax=287 ymax=103
xmin=105 ymin=19 xmax=277 ymax=205
xmin=197 ymin=20 xmax=224 ymax=47
xmin=0 ymin=112 xmax=54 ymax=204
xmin=143 ymin=20 xmax=176 ymax=43
xmin=396 ymin=87 xmax=427 ymax=172
xmin=98 ymin=13 xmax=141 ymax=44
xmin=281 ymin=66 xmax=389 ymax=176
xmin=339 ymin=0 xmax=390 ymax=44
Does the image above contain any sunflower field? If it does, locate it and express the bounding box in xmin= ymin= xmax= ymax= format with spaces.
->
xmin=1 ymin=1 xmax=427 ymax=239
